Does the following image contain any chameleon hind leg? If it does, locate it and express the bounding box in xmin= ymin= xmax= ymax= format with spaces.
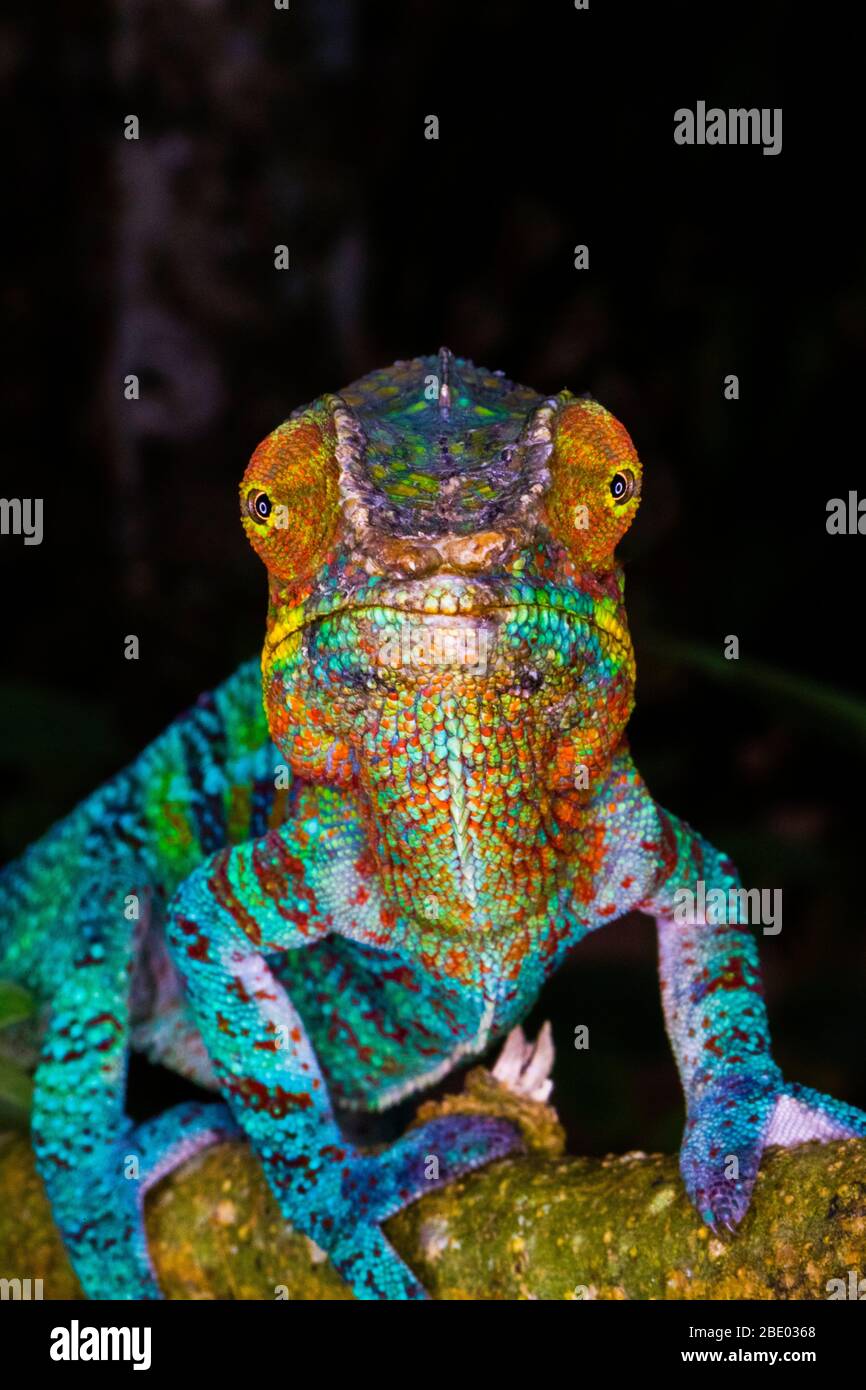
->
xmin=32 ymin=870 xmax=238 ymax=1299
xmin=165 ymin=789 xmax=523 ymax=1300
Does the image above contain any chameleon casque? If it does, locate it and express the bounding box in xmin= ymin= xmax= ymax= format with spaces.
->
xmin=2 ymin=349 xmax=864 ymax=1300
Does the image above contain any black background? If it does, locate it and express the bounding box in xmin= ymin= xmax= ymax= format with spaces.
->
xmin=2 ymin=0 xmax=864 ymax=1150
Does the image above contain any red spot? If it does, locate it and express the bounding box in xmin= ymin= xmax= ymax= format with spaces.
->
xmin=355 ymin=848 xmax=377 ymax=879
xmin=379 ymin=965 xmax=420 ymax=991
xmin=223 ymin=1074 xmax=315 ymax=1118
xmin=319 ymin=1145 xmax=346 ymax=1161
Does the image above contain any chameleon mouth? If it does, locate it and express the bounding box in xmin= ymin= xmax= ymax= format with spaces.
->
xmin=265 ymin=578 xmax=632 ymax=670
xmin=356 ymin=579 xmax=505 ymax=618
xmin=300 ymin=579 xmax=631 ymax=654
xmin=291 ymin=577 xmax=624 ymax=627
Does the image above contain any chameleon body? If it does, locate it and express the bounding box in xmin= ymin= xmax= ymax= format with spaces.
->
xmin=2 ymin=350 xmax=864 ymax=1299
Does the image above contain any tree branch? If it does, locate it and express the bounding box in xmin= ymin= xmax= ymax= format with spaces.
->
xmin=2 ymin=1071 xmax=865 ymax=1299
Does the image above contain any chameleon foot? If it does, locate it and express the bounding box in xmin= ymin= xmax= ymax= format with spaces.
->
xmin=680 ymin=1076 xmax=866 ymax=1231
xmin=39 ymin=1101 xmax=239 ymax=1299
xmin=278 ymin=1114 xmax=523 ymax=1300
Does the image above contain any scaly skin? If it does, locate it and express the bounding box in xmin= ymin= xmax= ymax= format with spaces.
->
xmin=1 ymin=350 xmax=863 ymax=1299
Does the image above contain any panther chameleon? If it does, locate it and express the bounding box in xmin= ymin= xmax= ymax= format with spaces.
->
xmin=2 ymin=349 xmax=864 ymax=1299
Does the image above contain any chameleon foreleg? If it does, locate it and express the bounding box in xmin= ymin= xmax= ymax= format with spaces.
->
xmin=642 ymin=805 xmax=866 ymax=1226
xmin=165 ymin=793 xmax=522 ymax=1300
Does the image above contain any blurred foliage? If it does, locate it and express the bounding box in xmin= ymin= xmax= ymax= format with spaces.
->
xmin=0 ymin=981 xmax=35 ymax=1029
xmin=644 ymin=638 xmax=866 ymax=748
xmin=0 ymin=982 xmax=35 ymax=1128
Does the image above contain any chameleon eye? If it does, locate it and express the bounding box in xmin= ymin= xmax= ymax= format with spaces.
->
xmin=610 ymin=470 xmax=635 ymax=505
xmin=247 ymin=490 xmax=272 ymax=523
xmin=544 ymin=398 xmax=642 ymax=570
xmin=240 ymin=406 xmax=343 ymax=583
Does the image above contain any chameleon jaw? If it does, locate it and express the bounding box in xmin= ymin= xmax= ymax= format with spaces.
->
xmin=271 ymin=574 xmax=631 ymax=633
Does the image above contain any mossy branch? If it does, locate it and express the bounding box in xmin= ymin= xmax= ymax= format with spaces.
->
xmin=1 ymin=1070 xmax=865 ymax=1300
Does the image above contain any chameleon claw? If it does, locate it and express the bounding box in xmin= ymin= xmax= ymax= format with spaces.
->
xmin=492 ymin=1020 xmax=555 ymax=1102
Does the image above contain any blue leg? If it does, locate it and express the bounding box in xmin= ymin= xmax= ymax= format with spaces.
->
xmin=32 ymin=871 xmax=238 ymax=1298
xmin=165 ymin=811 xmax=523 ymax=1300
xmin=645 ymin=807 xmax=866 ymax=1228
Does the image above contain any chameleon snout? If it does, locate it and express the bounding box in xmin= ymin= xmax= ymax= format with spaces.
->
xmin=362 ymin=528 xmax=521 ymax=579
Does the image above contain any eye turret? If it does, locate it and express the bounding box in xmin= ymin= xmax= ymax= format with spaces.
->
xmin=240 ymin=406 xmax=342 ymax=582
xmin=544 ymin=398 xmax=642 ymax=569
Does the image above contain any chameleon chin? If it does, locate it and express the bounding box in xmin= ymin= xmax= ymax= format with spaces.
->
xmin=2 ymin=349 xmax=864 ymax=1300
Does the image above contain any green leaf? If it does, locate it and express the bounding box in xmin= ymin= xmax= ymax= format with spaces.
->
xmin=0 ymin=1055 xmax=33 ymax=1121
xmin=0 ymin=981 xmax=35 ymax=1030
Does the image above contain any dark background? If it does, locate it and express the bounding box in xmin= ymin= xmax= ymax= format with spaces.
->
xmin=2 ymin=0 xmax=864 ymax=1151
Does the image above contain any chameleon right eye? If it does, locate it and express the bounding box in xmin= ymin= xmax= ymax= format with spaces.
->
xmin=240 ymin=408 xmax=342 ymax=583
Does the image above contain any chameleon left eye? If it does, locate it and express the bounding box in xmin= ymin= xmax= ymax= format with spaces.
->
xmin=610 ymin=470 xmax=635 ymax=505
xmin=543 ymin=398 xmax=643 ymax=570
xmin=247 ymin=490 xmax=272 ymax=523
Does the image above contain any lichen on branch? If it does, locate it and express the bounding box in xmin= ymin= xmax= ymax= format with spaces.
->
xmin=1 ymin=1070 xmax=864 ymax=1300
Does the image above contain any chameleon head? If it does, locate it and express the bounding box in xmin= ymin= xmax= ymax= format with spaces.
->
xmin=240 ymin=353 xmax=643 ymax=936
